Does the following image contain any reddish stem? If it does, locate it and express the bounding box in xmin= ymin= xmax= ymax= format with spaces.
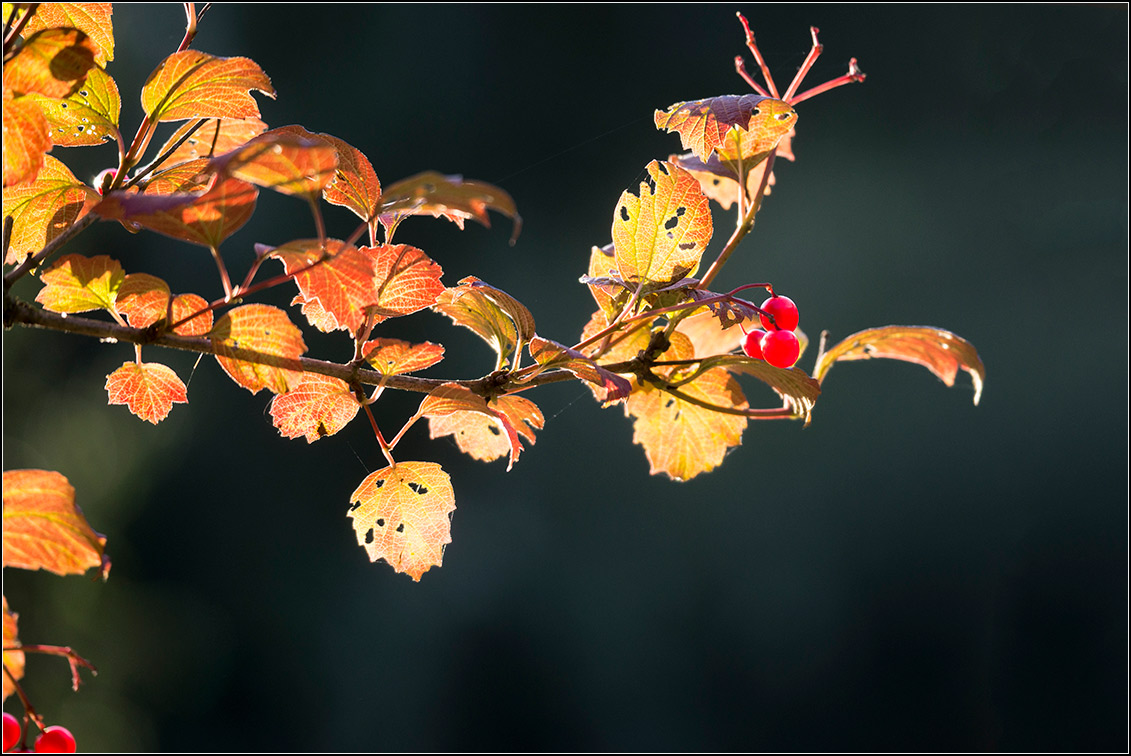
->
xmin=362 ymin=401 xmax=396 ymax=467
xmin=734 ymin=56 xmax=771 ymax=98
xmin=788 ymin=58 xmax=867 ymax=105
xmin=736 ymin=12 xmax=779 ymax=99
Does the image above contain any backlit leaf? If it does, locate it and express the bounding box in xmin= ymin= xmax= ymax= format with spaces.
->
xmin=454 ymin=276 xmax=535 ymax=350
xmin=20 ymin=3 xmax=114 ymax=64
xmin=114 ymin=272 xmax=170 ymax=327
xmin=96 ymin=159 xmax=258 ymax=247
xmin=628 ymin=367 xmax=748 ymax=482
xmin=105 ymin=361 xmax=188 ymax=424
xmin=140 ymin=49 xmax=275 ymax=122
xmin=361 ymin=338 xmax=445 ymax=375
xmin=3 ymin=154 xmax=99 ymax=263
xmin=612 ymin=160 xmax=712 ymax=284
xmin=347 ymin=461 xmax=455 ymax=581
xmin=35 ymin=252 xmax=123 ymax=313
xmin=4 ymin=28 xmax=97 ymax=98
xmin=814 ymin=326 xmax=986 ymax=406
xmin=432 ymin=282 xmax=517 ymax=365
xmin=318 ymin=132 xmax=382 ymax=224
xmin=2 ymin=469 xmax=108 ymax=577
xmin=675 ymin=308 xmax=749 ymax=356
xmin=155 ymin=117 xmax=267 ymax=166
xmin=669 ymin=141 xmax=794 ymax=210
xmin=267 ymin=239 xmax=378 ymax=337
xmin=269 ymin=373 xmax=360 ymax=443
xmin=655 ymin=94 xmax=796 ymax=162
xmin=428 ymin=394 xmax=543 ymax=467
xmin=378 ymin=171 xmax=521 ymax=243
xmin=585 ymin=243 xmax=625 ymax=320
xmin=3 ymin=596 xmax=24 ymax=701
xmin=420 ymin=383 xmax=529 ymax=471
xmin=713 ymin=98 xmax=797 ymax=164
xmin=27 ymin=65 xmax=119 ymax=146
xmin=222 ymin=127 xmax=338 ymax=197
xmin=364 ymin=243 xmax=445 ymax=323
xmin=691 ymin=354 xmax=821 ymax=424
xmin=211 ymin=304 xmax=307 ymax=394
xmin=169 ymin=293 xmax=213 ymax=336
xmin=2 ymin=96 xmax=51 ymax=187
xmin=526 ymin=336 xmax=632 ymax=404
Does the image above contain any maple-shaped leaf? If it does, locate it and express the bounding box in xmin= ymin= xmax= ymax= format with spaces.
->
xmin=420 ymin=383 xmax=533 ymax=471
xmin=114 ymin=272 xmax=170 ymax=327
xmin=35 ymin=253 xmax=123 ymax=313
xmin=655 ymin=94 xmax=796 ymax=162
xmin=218 ymin=126 xmax=339 ymax=197
xmin=19 ymin=3 xmax=114 ymax=65
xmin=429 ymin=393 xmax=544 ymax=467
xmin=95 ymin=158 xmax=258 ymax=247
xmin=361 ymin=338 xmax=445 ymax=375
xmin=140 ymin=49 xmax=275 ymax=123
xmin=3 ymin=596 xmax=25 ymax=701
xmin=4 ymin=28 xmax=98 ymax=98
xmin=2 ymin=96 xmax=51 ymax=187
xmin=526 ymin=336 xmax=632 ymax=404
xmin=347 ymin=461 xmax=455 ymax=581
xmin=814 ymin=326 xmax=986 ymax=406
xmin=3 ymin=155 xmax=100 ymax=263
xmin=363 ymin=243 xmax=445 ymax=323
xmin=266 ymin=239 xmax=378 ymax=337
xmin=318 ymin=133 xmax=382 ymax=225
xmin=155 ymin=116 xmax=267 ymax=166
xmin=628 ymin=367 xmax=749 ymax=482
xmin=211 ymin=304 xmax=307 ymax=394
xmin=105 ymin=361 xmax=188 ymax=424
xmin=269 ymin=373 xmax=360 ymax=443
xmin=431 ymin=286 xmax=514 ymax=367
xmin=378 ymin=171 xmax=521 ymax=243
xmin=612 ymin=160 xmax=712 ymax=285
xmin=2 ymin=469 xmax=108 ymax=577
xmin=27 ymin=65 xmax=120 ymax=147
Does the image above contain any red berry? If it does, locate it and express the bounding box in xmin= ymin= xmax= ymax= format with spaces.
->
xmin=759 ymin=295 xmax=799 ymax=332
xmin=3 ymin=713 xmax=20 ymax=752
xmin=742 ymin=329 xmax=767 ymax=359
xmin=32 ymin=727 xmax=74 ymax=754
xmin=760 ymin=329 xmax=800 ymax=369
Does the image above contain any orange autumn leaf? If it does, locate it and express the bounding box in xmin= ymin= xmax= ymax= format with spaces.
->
xmin=155 ymin=116 xmax=267 ymax=166
xmin=675 ymin=308 xmax=750 ymax=357
xmin=35 ymin=253 xmax=123 ymax=313
xmin=420 ymin=383 xmax=532 ymax=471
xmin=431 ymin=280 xmax=520 ymax=366
xmin=269 ymin=373 xmax=360 ymax=443
xmin=3 ymin=596 xmax=24 ymax=701
xmin=169 ymin=293 xmax=213 ymax=336
xmin=114 ymin=272 xmax=171 ymax=327
xmin=612 ymin=160 xmax=712 ymax=284
xmin=361 ymin=338 xmax=445 ymax=375
xmin=685 ymin=354 xmax=821 ymax=424
xmin=140 ymin=49 xmax=275 ymax=123
xmin=347 ymin=461 xmax=456 ymax=581
xmin=27 ymin=66 xmax=120 ymax=147
xmin=364 ymin=243 xmax=445 ymax=323
xmin=19 ymin=3 xmax=115 ymax=65
xmin=3 ymin=28 xmax=98 ymax=98
xmin=211 ymin=304 xmax=307 ymax=394
xmin=378 ymin=171 xmax=521 ymax=243
xmin=222 ymin=127 xmax=338 ymax=197
xmin=95 ymin=159 xmax=258 ymax=248
xmin=105 ymin=361 xmax=188 ymax=424
xmin=428 ymin=394 xmax=544 ymax=467
xmin=2 ymin=469 xmax=108 ymax=577
xmin=318 ymin=132 xmax=382 ymax=224
xmin=3 ymin=96 xmax=51 ymax=187
xmin=654 ymin=94 xmax=795 ymax=162
xmin=813 ymin=326 xmax=986 ymax=406
xmin=266 ymin=239 xmax=378 ymax=337
xmin=3 ymin=155 xmax=100 ymax=263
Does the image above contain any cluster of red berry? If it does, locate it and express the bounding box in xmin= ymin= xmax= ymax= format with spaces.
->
xmin=742 ymin=295 xmax=801 ymax=369
xmin=3 ymin=714 xmax=75 ymax=754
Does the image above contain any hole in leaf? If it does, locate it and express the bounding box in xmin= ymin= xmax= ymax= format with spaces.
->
xmin=666 ymin=232 xmax=674 ymax=239
xmin=776 ymin=112 xmax=793 ymax=121
xmin=644 ymin=174 xmax=657 ymax=194
xmin=619 ymin=206 xmax=630 ymax=222
xmin=664 ymin=398 xmax=675 ymax=409
xmin=678 ymin=242 xmax=696 ymax=251
xmin=407 ymin=482 xmax=429 ymax=495
xmin=656 ymin=162 xmax=670 ymax=176
xmin=752 ymin=107 xmax=761 ymax=116
xmin=674 ymin=411 xmax=682 ymax=421
xmin=711 ymin=179 xmax=720 ymax=186
xmin=487 ymin=425 xmax=501 ymax=436
xmin=59 ymin=102 xmax=68 ymax=108
xmin=372 ymin=479 xmax=385 ymax=489
xmin=348 ymin=500 xmax=362 ymax=512
xmin=396 ymin=523 xmax=405 ymax=533
xmin=376 ymin=518 xmax=385 ymax=527
xmin=79 ymin=90 xmax=88 ymax=97
xmin=664 ymin=215 xmax=679 ymax=231
xmin=365 ymin=528 xmax=374 ymax=543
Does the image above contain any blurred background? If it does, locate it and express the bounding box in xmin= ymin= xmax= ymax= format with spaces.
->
xmin=3 ymin=4 xmax=1126 ymax=751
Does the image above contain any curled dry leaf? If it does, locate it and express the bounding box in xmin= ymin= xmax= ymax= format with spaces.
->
xmin=105 ymin=361 xmax=188 ymax=424
xmin=348 ymin=462 xmax=455 ymax=581
xmin=2 ymin=469 xmax=108 ymax=578
xmin=813 ymin=326 xmax=985 ymax=405
xmin=378 ymin=171 xmax=521 ymax=243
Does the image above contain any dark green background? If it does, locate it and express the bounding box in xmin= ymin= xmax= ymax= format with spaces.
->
xmin=4 ymin=4 xmax=1127 ymax=751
